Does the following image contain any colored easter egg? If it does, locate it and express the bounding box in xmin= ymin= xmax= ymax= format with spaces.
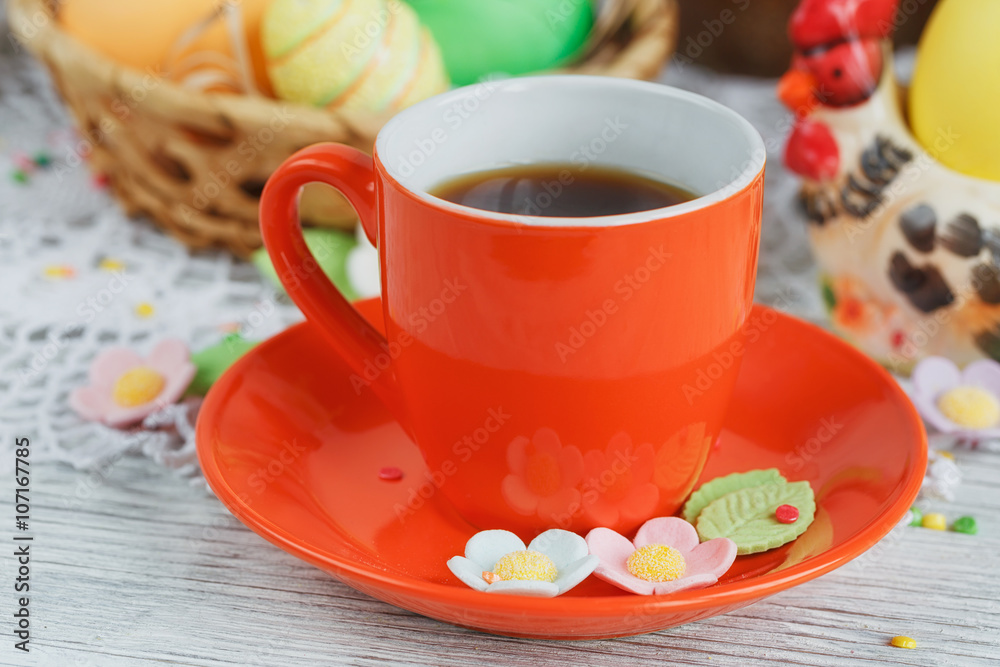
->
xmin=262 ymin=0 xmax=449 ymax=113
xmin=408 ymin=0 xmax=594 ymax=86
xmin=909 ymin=0 xmax=1000 ymax=182
xmin=59 ymin=0 xmax=272 ymax=93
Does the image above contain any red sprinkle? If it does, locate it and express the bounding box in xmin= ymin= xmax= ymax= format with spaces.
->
xmin=378 ymin=466 xmax=403 ymax=481
xmin=775 ymin=504 xmax=799 ymax=524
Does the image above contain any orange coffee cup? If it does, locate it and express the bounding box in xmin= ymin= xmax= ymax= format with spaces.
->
xmin=261 ymin=76 xmax=765 ymax=535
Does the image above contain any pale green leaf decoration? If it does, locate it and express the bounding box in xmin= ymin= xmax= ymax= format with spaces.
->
xmin=696 ymin=481 xmax=816 ymax=555
xmin=681 ymin=468 xmax=786 ymax=523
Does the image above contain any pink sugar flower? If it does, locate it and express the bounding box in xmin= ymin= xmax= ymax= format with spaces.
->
xmin=70 ymin=340 xmax=196 ymax=428
xmin=586 ymin=517 xmax=736 ymax=595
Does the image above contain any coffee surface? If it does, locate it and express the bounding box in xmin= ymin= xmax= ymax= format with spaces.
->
xmin=431 ymin=164 xmax=696 ymax=217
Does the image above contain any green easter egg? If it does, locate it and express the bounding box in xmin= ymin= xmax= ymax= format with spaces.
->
xmin=189 ymin=334 xmax=258 ymax=395
xmin=407 ymin=0 xmax=594 ymax=86
xmin=251 ymin=227 xmax=359 ymax=301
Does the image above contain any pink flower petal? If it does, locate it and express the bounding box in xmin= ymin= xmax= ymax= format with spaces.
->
xmin=104 ymin=403 xmax=159 ymax=428
xmin=592 ymin=564 xmax=657 ymax=595
xmin=912 ymin=356 xmax=960 ymax=399
xmin=684 ymin=538 xmax=738 ymax=578
xmin=586 ymin=526 xmax=635 ymax=571
xmin=157 ymin=362 xmax=196 ymax=404
xmin=69 ymin=386 xmax=111 ymax=422
xmin=633 ymin=517 xmax=700 ymax=553
xmin=145 ymin=339 xmax=191 ymax=375
xmin=501 ymin=475 xmax=539 ymax=515
xmin=961 ymin=360 xmax=1000 ymax=400
xmin=89 ymin=348 xmax=143 ymax=388
xmin=506 ymin=436 xmax=529 ymax=476
xmin=652 ymin=573 xmax=719 ymax=595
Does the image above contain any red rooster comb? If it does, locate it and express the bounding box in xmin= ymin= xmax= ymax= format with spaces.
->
xmin=790 ymin=0 xmax=900 ymax=51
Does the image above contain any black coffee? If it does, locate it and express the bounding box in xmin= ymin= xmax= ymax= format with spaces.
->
xmin=430 ymin=164 xmax=696 ymax=217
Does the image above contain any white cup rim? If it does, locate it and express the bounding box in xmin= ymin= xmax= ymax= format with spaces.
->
xmin=375 ymin=76 xmax=766 ymax=228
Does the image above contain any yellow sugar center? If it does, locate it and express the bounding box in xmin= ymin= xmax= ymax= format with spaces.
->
xmin=525 ymin=445 xmax=561 ymax=497
xmin=627 ymin=544 xmax=687 ymax=582
xmin=112 ymin=367 xmax=166 ymax=407
xmin=937 ymin=385 xmax=1000 ymax=429
xmin=492 ymin=550 xmax=558 ymax=582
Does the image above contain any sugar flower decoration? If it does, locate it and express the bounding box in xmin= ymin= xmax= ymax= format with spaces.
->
xmin=910 ymin=357 xmax=1000 ymax=439
xmin=447 ymin=529 xmax=598 ymax=597
xmin=70 ymin=340 xmax=196 ymax=428
xmin=586 ymin=517 xmax=736 ymax=595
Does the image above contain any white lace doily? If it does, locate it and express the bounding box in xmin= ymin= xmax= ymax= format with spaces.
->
xmin=0 ymin=44 xmax=824 ymax=476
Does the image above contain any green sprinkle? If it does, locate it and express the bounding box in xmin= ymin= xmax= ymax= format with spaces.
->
xmin=11 ymin=169 xmax=28 ymax=183
xmin=953 ymin=516 xmax=978 ymax=535
xmin=33 ymin=152 xmax=52 ymax=168
xmin=908 ymin=507 xmax=923 ymax=527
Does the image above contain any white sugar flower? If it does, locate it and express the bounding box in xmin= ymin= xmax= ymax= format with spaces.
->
xmin=447 ymin=529 xmax=598 ymax=597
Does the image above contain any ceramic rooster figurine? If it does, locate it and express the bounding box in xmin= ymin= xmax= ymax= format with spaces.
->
xmin=779 ymin=0 xmax=1000 ymax=372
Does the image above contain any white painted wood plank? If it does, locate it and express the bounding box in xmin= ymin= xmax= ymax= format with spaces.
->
xmin=2 ymin=445 xmax=996 ymax=667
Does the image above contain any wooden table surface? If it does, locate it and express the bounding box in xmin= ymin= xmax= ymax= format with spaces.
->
xmin=2 ymin=18 xmax=998 ymax=665
xmin=5 ymin=444 xmax=996 ymax=666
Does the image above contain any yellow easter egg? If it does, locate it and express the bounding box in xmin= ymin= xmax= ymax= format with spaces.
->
xmin=60 ymin=0 xmax=271 ymax=93
xmin=262 ymin=0 xmax=449 ymax=113
xmin=909 ymin=0 xmax=1000 ymax=182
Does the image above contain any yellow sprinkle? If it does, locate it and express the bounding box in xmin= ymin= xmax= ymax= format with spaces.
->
xmin=134 ymin=302 xmax=155 ymax=318
xmin=890 ymin=636 xmax=916 ymax=649
xmin=937 ymin=386 xmax=1000 ymax=429
xmin=99 ymin=258 xmax=125 ymax=271
xmin=43 ymin=264 xmax=75 ymax=279
xmin=112 ymin=367 xmax=166 ymax=407
xmin=492 ymin=550 xmax=558 ymax=582
xmin=937 ymin=451 xmax=955 ymax=460
xmin=626 ymin=544 xmax=687 ymax=582
xmin=922 ymin=512 xmax=947 ymax=531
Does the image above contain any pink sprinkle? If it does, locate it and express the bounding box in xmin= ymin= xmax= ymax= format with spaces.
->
xmin=775 ymin=504 xmax=799 ymax=524
xmin=13 ymin=153 xmax=35 ymax=172
xmin=378 ymin=466 xmax=403 ymax=481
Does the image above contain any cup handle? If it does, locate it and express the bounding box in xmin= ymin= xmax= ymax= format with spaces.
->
xmin=260 ymin=143 xmax=401 ymax=416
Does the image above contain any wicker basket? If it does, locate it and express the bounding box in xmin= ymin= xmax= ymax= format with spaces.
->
xmin=9 ymin=0 xmax=679 ymax=257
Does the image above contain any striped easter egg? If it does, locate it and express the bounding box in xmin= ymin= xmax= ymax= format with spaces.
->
xmin=262 ymin=0 xmax=449 ymax=113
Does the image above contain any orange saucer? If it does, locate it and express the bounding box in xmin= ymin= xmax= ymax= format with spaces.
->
xmin=196 ymin=299 xmax=926 ymax=640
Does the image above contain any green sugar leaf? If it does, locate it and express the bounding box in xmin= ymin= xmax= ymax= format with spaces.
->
xmin=682 ymin=468 xmax=786 ymax=523
xmin=696 ymin=481 xmax=816 ymax=555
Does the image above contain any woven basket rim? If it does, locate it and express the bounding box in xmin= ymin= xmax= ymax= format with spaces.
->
xmin=8 ymin=0 xmax=679 ymax=136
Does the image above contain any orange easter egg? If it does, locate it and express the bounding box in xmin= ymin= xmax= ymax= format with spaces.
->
xmin=59 ymin=0 xmax=271 ymax=93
